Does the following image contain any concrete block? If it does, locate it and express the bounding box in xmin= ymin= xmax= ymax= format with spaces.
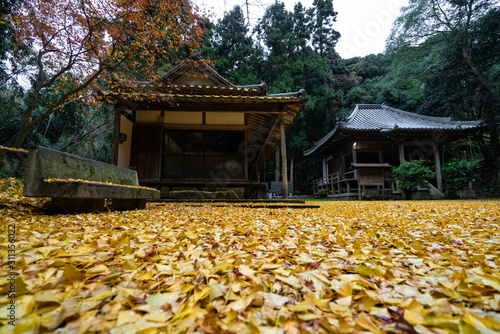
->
xmin=24 ymin=146 xmax=139 ymax=197
xmin=23 ymin=146 xmax=160 ymax=200
xmin=0 ymin=148 xmax=27 ymax=178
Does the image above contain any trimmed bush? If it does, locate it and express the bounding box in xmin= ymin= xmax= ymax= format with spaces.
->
xmin=392 ymin=159 xmax=435 ymax=191
xmin=442 ymin=158 xmax=480 ymax=190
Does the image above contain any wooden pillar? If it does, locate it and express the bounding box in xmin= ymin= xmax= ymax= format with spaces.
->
xmin=256 ymin=160 xmax=260 ymax=183
xmin=399 ymin=143 xmax=405 ymax=162
xmin=433 ymin=142 xmax=443 ymax=191
xmin=262 ymin=156 xmax=266 ymax=183
xmin=280 ymin=115 xmax=288 ymax=200
xmin=352 ymin=142 xmax=358 ymax=180
xmin=341 ymin=155 xmax=346 ymax=178
xmin=244 ymin=130 xmax=248 ymax=180
xmin=275 ymin=148 xmax=280 ymax=182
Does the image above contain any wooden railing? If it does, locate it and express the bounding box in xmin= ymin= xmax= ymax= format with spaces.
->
xmin=312 ymin=172 xmax=341 ymax=196
xmin=312 ymin=168 xmax=398 ymax=199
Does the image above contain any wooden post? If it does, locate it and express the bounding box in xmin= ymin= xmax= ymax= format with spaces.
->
xmin=112 ymin=108 xmax=121 ymax=166
xmin=256 ymin=160 xmax=260 ymax=183
xmin=352 ymin=142 xmax=358 ymax=189
xmin=433 ymin=142 xmax=443 ymax=191
xmin=280 ymin=115 xmax=288 ymax=200
xmin=399 ymin=143 xmax=405 ymax=162
xmin=275 ymin=148 xmax=280 ymax=182
xmin=262 ymin=156 xmax=266 ymax=183
xmin=244 ymin=130 xmax=248 ymax=180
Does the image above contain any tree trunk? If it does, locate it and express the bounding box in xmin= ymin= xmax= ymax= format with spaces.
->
xmin=460 ymin=43 xmax=500 ymax=182
xmin=480 ymin=94 xmax=500 ymax=185
xmin=460 ymin=44 xmax=500 ymax=157
xmin=11 ymin=62 xmax=106 ymax=148
xmin=461 ymin=44 xmax=496 ymax=97
xmin=482 ymin=95 xmax=500 ymax=159
xmin=290 ymin=151 xmax=294 ymax=183
xmin=12 ymin=122 xmax=31 ymax=148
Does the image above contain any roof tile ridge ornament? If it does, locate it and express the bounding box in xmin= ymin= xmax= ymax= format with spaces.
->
xmin=345 ymin=104 xmax=361 ymax=121
xmin=237 ymin=82 xmax=269 ymax=93
xmin=267 ymin=89 xmax=308 ymax=99
xmin=358 ymin=103 xmax=383 ymax=109
xmin=449 ymin=118 xmax=483 ymax=127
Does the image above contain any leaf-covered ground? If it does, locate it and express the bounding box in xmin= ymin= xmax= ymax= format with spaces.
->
xmin=1 ymin=177 xmax=499 ymax=334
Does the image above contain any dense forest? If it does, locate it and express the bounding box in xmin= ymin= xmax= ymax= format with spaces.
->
xmin=1 ymin=0 xmax=499 ymax=194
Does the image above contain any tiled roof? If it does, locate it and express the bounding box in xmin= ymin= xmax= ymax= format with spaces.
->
xmin=167 ymin=83 xmax=268 ymax=95
xmin=103 ymin=89 xmax=307 ymax=104
xmin=342 ymin=104 xmax=481 ymax=131
xmin=157 ymin=52 xmax=237 ymax=88
xmin=304 ymin=104 xmax=483 ymax=156
xmin=167 ymin=89 xmax=306 ymax=102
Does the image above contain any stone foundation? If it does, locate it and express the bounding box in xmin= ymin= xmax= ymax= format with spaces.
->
xmin=166 ymin=190 xmax=239 ymax=200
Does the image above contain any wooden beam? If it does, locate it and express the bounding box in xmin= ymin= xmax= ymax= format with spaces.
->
xmin=254 ymin=114 xmax=281 ymax=170
xmin=118 ymin=101 xmax=293 ymax=113
xmin=120 ymin=109 xmax=135 ymax=123
xmin=135 ymin=123 xmax=248 ymax=131
xmin=281 ymin=114 xmax=288 ymax=200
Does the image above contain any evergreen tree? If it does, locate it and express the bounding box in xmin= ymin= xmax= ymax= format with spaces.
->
xmin=255 ymin=2 xmax=295 ymax=62
xmin=203 ymin=6 xmax=263 ymax=85
xmin=255 ymin=1 xmax=341 ymax=192
xmin=311 ymin=0 xmax=340 ymax=58
xmin=291 ymin=3 xmax=313 ymax=53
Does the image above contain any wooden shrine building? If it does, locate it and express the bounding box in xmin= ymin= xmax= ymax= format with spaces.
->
xmin=104 ymin=58 xmax=308 ymax=198
xmin=305 ymin=104 xmax=482 ymax=199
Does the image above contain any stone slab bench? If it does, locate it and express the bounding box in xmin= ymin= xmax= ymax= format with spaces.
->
xmin=23 ymin=146 xmax=160 ymax=212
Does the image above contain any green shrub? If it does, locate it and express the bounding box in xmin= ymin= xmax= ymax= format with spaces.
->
xmin=392 ymin=159 xmax=435 ymax=191
xmin=441 ymin=158 xmax=480 ymax=189
xmin=317 ymin=189 xmax=328 ymax=198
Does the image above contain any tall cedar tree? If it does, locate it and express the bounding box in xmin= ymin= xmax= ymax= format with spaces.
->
xmin=203 ymin=6 xmax=263 ymax=85
xmin=255 ymin=1 xmax=340 ymax=190
xmin=311 ymin=0 xmax=340 ymax=59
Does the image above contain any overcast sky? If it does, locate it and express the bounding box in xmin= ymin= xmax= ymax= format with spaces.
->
xmin=194 ymin=0 xmax=409 ymax=59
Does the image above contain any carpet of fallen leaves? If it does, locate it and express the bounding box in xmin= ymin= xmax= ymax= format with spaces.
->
xmin=1 ymin=177 xmax=500 ymax=334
